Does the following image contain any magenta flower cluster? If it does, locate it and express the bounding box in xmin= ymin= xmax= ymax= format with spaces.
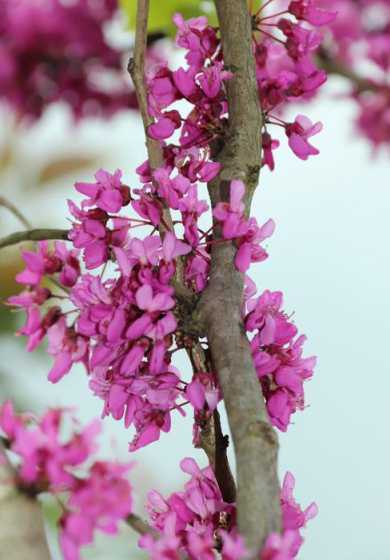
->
xmin=10 ymin=162 xmax=313 ymax=447
xmin=140 ymin=458 xmax=317 ymax=560
xmin=0 ymin=401 xmax=133 ymax=560
xmin=246 ymin=290 xmax=316 ymax=431
xmin=145 ymin=5 xmax=331 ymax=167
xmin=3 ymin=9 xmax=325 ymax=558
xmin=8 ymin=7 xmax=319 ymax=447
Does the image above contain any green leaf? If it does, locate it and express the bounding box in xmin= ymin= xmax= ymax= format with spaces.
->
xmin=119 ymin=0 xmax=217 ymax=35
xmin=120 ymin=1 xmax=263 ymax=36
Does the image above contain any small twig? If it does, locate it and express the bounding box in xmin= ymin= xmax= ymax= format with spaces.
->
xmin=317 ymin=48 xmax=378 ymax=94
xmin=126 ymin=513 xmax=159 ymax=537
xmin=0 ymin=196 xmax=32 ymax=230
xmin=190 ymin=344 xmax=236 ymax=501
xmin=213 ymin=408 xmax=236 ymax=503
xmin=0 ymin=229 xmax=69 ymax=250
xmin=127 ymin=1 xmax=166 ymax=184
xmin=128 ymin=0 xmax=190 ymax=298
xmin=186 ymin=342 xmax=216 ymax=466
xmin=187 ymin=343 xmax=236 ymax=500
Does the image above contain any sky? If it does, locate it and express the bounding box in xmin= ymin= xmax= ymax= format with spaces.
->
xmin=0 ymin=76 xmax=389 ymax=559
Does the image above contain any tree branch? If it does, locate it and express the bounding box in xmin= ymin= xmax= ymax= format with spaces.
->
xmin=317 ymin=47 xmax=378 ymax=93
xmin=0 ymin=442 xmax=51 ymax=559
xmin=187 ymin=341 xmax=236 ymax=501
xmin=198 ymin=0 xmax=281 ymax=554
xmin=0 ymin=228 xmax=69 ymax=250
xmin=128 ymin=0 xmax=192 ymax=295
xmin=0 ymin=196 xmax=32 ymax=229
xmin=127 ymin=513 xmax=159 ymax=537
xmin=127 ymin=0 xmax=172 ymax=229
xmin=213 ymin=408 xmax=236 ymax=503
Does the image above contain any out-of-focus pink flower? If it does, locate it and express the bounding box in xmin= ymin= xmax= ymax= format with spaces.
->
xmin=285 ymin=115 xmax=323 ymax=160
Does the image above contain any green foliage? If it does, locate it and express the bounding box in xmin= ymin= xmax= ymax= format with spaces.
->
xmin=120 ymin=0 xmax=217 ymax=34
xmin=119 ymin=0 xmax=262 ymax=36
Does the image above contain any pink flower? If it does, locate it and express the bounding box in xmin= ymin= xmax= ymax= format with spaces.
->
xmin=288 ymin=0 xmax=337 ymax=26
xmin=60 ymin=461 xmax=133 ymax=560
xmin=75 ymin=169 xmax=127 ymax=213
xmin=261 ymin=531 xmax=297 ymax=560
xmin=187 ymin=372 xmax=221 ymax=412
xmin=213 ymin=180 xmax=247 ymax=239
xmin=221 ymin=532 xmax=248 ymax=560
xmin=148 ymin=68 xmax=178 ymax=110
xmin=286 ymin=115 xmax=323 ymax=160
xmin=278 ymin=472 xmax=318 ymax=556
xmin=162 ymin=232 xmax=192 ymax=261
xmin=18 ymin=305 xmax=62 ymax=352
xmin=267 ymin=390 xmax=292 ymax=431
xmin=246 ymin=290 xmax=316 ymax=430
xmin=145 ymin=456 xmax=231 ymax=555
xmin=235 ymin=218 xmax=275 ymax=273
xmin=136 ymin=284 xmax=175 ymax=313
xmin=47 ymin=318 xmax=88 ymax=383
xmin=278 ymin=20 xmax=322 ymax=59
xmin=16 ymin=241 xmax=62 ymax=286
xmin=262 ymin=132 xmax=280 ymax=171
xmin=148 ymin=111 xmax=181 ymax=140
xmin=198 ymin=62 xmax=231 ymax=99
xmin=172 ymin=67 xmax=197 ymax=98
xmin=246 ymin=290 xmax=297 ymax=345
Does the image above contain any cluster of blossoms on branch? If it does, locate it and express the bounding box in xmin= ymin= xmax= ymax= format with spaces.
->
xmin=2 ymin=7 xmax=324 ymax=559
xmin=0 ymin=400 xmax=316 ymax=560
xmin=0 ymin=401 xmax=133 ymax=560
xmin=0 ymin=0 xmax=388 ymax=150
xmin=9 ymin=168 xmax=314 ymax=447
xmin=146 ymin=3 xmax=333 ymax=168
xmin=8 ymin=7 xmax=320 ymax=440
xmin=141 ymin=458 xmax=317 ymax=560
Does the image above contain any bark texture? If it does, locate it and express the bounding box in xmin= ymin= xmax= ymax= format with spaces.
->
xmin=198 ymin=0 xmax=281 ymax=554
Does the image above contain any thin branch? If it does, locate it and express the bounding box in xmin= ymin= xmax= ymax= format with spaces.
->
xmin=187 ymin=342 xmax=217 ymax=467
xmin=127 ymin=0 xmax=191 ymax=299
xmin=317 ymin=47 xmax=378 ymax=93
xmin=127 ymin=513 xmax=159 ymax=537
xmin=0 ymin=228 xmax=69 ymax=250
xmin=213 ymin=408 xmax=236 ymax=503
xmin=0 ymin=196 xmax=32 ymax=229
xmin=197 ymin=0 xmax=281 ymax=555
xmin=127 ymin=0 xmax=172 ymax=227
xmin=188 ymin=343 xmax=237 ymax=502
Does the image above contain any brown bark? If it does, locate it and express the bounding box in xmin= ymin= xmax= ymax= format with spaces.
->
xmin=198 ymin=0 xmax=281 ymax=554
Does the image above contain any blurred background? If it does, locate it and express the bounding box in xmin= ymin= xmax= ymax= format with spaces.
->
xmin=0 ymin=1 xmax=389 ymax=559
